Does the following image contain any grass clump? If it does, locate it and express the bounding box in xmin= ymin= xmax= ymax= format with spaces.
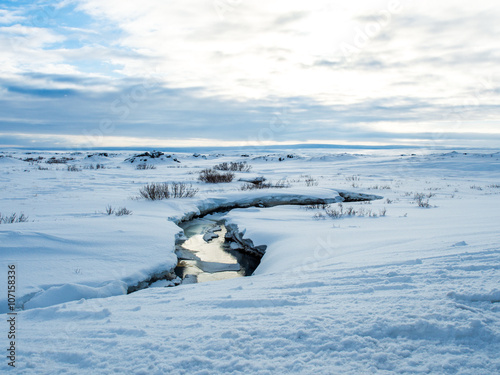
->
xmin=213 ymin=161 xmax=252 ymax=172
xmin=199 ymin=169 xmax=234 ymax=183
xmin=0 ymin=213 xmax=29 ymax=224
xmin=139 ymin=182 xmax=198 ymax=200
xmin=84 ymin=164 xmax=105 ymax=170
xmin=23 ymin=156 xmax=44 ymax=163
xmin=345 ymin=175 xmax=360 ymax=182
xmin=67 ymin=165 xmax=81 ymax=172
xmin=312 ymin=203 xmax=386 ymax=219
xmin=115 ymin=207 xmax=133 ymax=216
xmin=46 ymin=156 xmax=74 ymax=164
xmin=414 ymin=193 xmax=433 ymax=208
xmin=105 ymin=206 xmax=133 ymax=216
xmin=369 ymin=185 xmax=391 ymax=190
xmin=304 ymin=176 xmax=318 ymax=187
xmin=136 ymin=164 xmax=156 ymax=170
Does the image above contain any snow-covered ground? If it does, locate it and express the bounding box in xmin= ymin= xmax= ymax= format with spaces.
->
xmin=1 ymin=148 xmax=499 ymax=374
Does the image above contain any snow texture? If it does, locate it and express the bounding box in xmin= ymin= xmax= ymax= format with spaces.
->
xmin=1 ymin=148 xmax=499 ymax=374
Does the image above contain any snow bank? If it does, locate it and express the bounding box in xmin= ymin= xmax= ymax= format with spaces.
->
xmin=0 ymin=215 xmax=179 ymax=312
xmin=171 ymin=187 xmax=381 ymax=223
xmin=24 ymin=281 xmax=128 ymax=310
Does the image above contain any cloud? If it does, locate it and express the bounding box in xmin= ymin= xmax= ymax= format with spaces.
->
xmin=0 ymin=0 xmax=499 ymax=148
xmin=0 ymin=9 xmax=25 ymax=25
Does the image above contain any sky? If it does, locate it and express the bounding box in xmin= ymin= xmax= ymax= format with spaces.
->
xmin=0 ymin=0 xmax=499 ymax=149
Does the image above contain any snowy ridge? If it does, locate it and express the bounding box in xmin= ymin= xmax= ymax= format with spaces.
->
xmin=0 ymin=216 xmax=180 ymax=313
xmin=170 ymin=187 xmax=382 ymax=223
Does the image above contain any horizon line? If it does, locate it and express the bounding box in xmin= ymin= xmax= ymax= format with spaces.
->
xmin=1 ymin=143 xmax=490 ymax=153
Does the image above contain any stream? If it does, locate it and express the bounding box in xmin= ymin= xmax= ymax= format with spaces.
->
xmin=16 ymin=193 xmax=384 ymax=309
xmin=132 ymin=191 xmax=382 ymax=291
xmin=174 ymin=214 xmax=261 ymax=284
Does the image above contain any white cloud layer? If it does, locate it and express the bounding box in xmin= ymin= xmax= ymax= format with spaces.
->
xmin=74 ymin=0 xmax=499 ymax=103
xmin=0 ymin=0 xmax=499 ymax=148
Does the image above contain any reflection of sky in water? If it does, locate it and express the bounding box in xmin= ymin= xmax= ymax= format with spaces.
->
xmin=176 ymin=216 xmax=251 ymax=283
xmin=183 ymin=224 xmax=238 ymax=265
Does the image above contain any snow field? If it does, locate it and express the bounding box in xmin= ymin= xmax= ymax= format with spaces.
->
xmin=1 ymin=148 xmax=499 ymax=373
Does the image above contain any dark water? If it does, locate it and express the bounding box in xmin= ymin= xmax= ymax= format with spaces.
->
xmin=174 ymin=214 xmax=261 ymax=283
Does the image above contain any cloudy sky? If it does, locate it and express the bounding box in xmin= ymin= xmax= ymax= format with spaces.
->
xmin=0 ymin=0 xmax=498 ymax=149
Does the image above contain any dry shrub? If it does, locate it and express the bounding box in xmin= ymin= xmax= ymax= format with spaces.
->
xmin=140 ymin=182 xmax=198 ymax=200
xmin=199 ymin=169 xmax=234 ymax=183
xmin=214 ymin=161 xmax=252 ymax=172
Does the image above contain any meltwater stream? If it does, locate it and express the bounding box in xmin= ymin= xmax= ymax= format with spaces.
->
xmin=174 ymin=214 xmax=261 ymax=284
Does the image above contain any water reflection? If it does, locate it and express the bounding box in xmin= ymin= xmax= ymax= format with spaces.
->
xmin=175 ymin=214 xmax=260 ymax=283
